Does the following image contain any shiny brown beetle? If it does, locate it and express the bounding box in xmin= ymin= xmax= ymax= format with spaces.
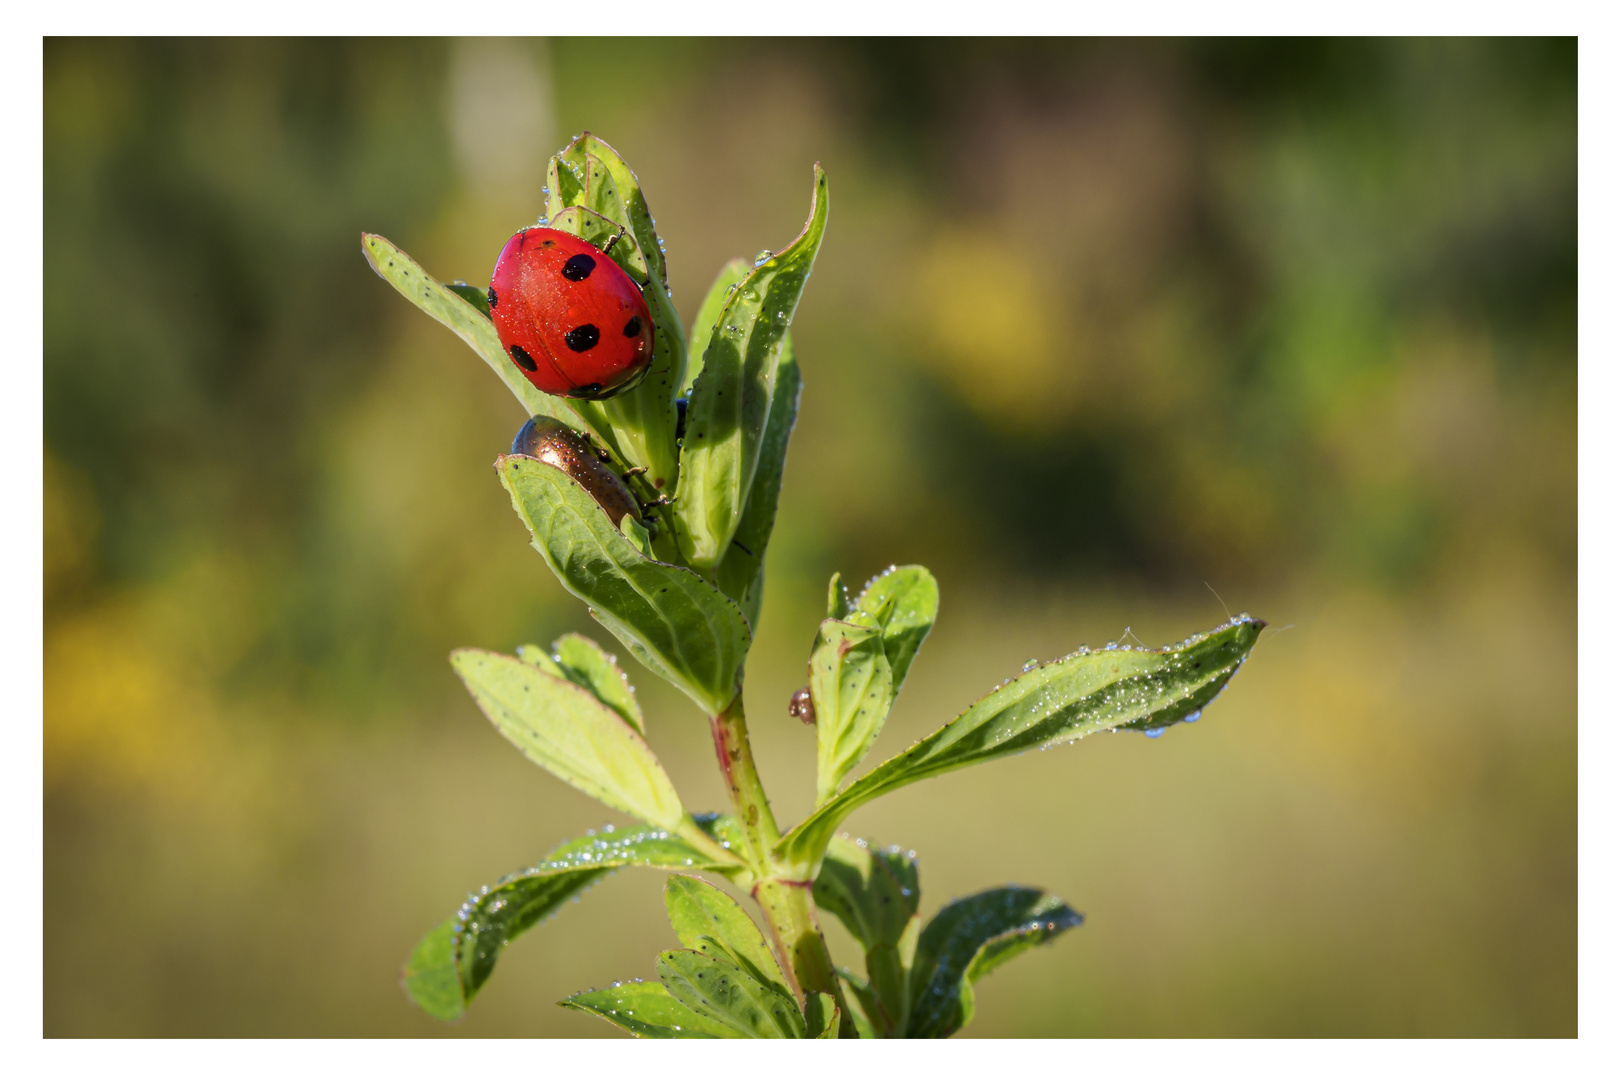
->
xmin=788 ymin=686 xmax=816 ymax=726
xmin=510 ymin=415 xmax=643 ymax=529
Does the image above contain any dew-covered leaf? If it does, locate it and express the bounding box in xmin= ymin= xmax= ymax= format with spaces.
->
xmin=361 ymin=233 xmax=566 ymax=423
xmin=561 ymin=979 xmax=741 ymax=1038
xmin=451 ymin=648 xmax=684 ymax=828
xmin=813 ymin=836 xmax=920 ymax=1036
xmin=811 ymin=620 xmax=895 ymax=804
xmin=906 ymin=887 xmax=1082 ymax=1039
xmin=498 ymin=454 xmax=751 ymax=715
xmin=852 ymin=566 xmax=939 ymax=692
xmin=402 ymin=821 xmax=740 ymax=1021
xmin=775 ymin=616 xmax=1265 ymax=874
xmin=569 ymin=133 xmax=670 ymax=290
xmin=674 ymin=165 xmax=829 ymax=569
xmin=827 ymin=572 xmax=851 ymax=620
xmin=712 ymin=335 xmax=801 ymax=630
xmin=664 ymin=875 xmax=791 ymax=1001
xmin=684 ymin=258 xmax=751 ymax=395
xmin=552 ymin=632 xmax=643 ymax=733
xmin=656 ymin=948 xmax=807 ymax=1038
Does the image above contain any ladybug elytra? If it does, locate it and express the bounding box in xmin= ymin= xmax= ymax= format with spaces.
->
xmin=489 ymin=227 xmax=655 ymax=399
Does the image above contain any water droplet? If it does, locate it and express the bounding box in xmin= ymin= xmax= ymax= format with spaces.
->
xmin=1143 ymin=727 xmax=1165 ymax=738
xmin=1184 ymin=710 xmax=1202 ymax=723
xmin=754 ymin=249 xmax=774 ymax=266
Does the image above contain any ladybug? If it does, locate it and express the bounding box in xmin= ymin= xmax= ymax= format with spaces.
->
xmin=510 ymin=416 xmax=644 ymax=530
xmin=488 ymin=228 xmax=655 ymax=399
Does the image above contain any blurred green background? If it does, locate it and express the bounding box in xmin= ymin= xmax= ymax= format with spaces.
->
xmin=44 ymin=38 xmax=1575 ymax=1037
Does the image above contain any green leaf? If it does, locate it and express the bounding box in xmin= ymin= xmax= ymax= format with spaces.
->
xmin=852 ymin=566 xmax=939 ymax=692
xmin=498 ymin=454 xmax=752 ymax=715
xmin=571 ymin=133 xmax=670 ymax=289
xmin=451 ymin=648 xmax=684 ymax=828
xmin=664 ymin=876 xmax=792 ymax=1000
xmin=827 ymin=572 xmax=851 ymax=620
xmin=561 ymin=980 xmax=741 ymax=1038
xmin=360 ymin=233 xmax=566 ymax=424
xmin=811 ymin=620 xmax=896 ymax=804
xmin=711 ymin=335 xmax=801 ymax=630
xmin=674 ymin=164 xmax=829 ymax=569
xmin=684 ymin=258 xmax=751 ymax=396
xmin=400 ymin=918 xmax=462 ymax=1022
xmin=551 ymin=632 xmax=644 ymax=733
xmin=813 ymin=836 xmax=920 ymax=1036
xmin=402 ymin=822 xmax=739 ymax=1020
xmin=445 ymin=281 xmax=490 ymax=317
xmin=775 ymin=616 xmax=1266 ymax=874
xmin=906 ymin=887 xmax=1082 ymax=1038
xmin=805 ymin=992 xmax=840 ymax=1038
xmin=656 ymin=948 xmax=806 ymax=1038
xmin=516 ymin=635 xmax=643 ymax=732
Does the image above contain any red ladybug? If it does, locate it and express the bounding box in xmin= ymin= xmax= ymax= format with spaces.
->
xmin=487 ymin=228 xmax=655 ymax=399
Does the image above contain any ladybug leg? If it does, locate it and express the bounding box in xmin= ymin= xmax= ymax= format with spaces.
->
xmin=602 ymin=225 xmax=627 ymax=256
xmin=621 ymin=466 xmax=648 ymax=480
xmin=639 ymin=495 xmax=672 ymax=515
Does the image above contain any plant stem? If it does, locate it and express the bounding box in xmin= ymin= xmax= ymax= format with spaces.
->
xmin=709 ymin=693 xmax=855 ymax=1036
xmin=708 ymin=694 xmax=781 ymax=867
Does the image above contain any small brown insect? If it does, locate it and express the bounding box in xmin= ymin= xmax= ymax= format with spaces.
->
xmin=788 ymin=686 xmax=816 ymax=726
xmin=510 ymin=415 xmax=641 ymax=528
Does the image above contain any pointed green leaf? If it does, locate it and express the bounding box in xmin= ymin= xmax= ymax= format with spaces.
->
xmin=813 ymin=837 xmax=920 ymax=1036
xmin=360 ymin=233 xmax=566 ymax=424
xmin=775 ymin=616 xmax=1265 ymax=874
xmin=561 ymin=979 xmax=742 ymax=1038
xmin=827 ymin=572 xmax=851 ymax=620
xmin=452 ymin=648 xmax=683 ymax=828
xmin=664 ymin=876 xmax=791 ymax=1000
xmin=712 ymin=336 xmax=801 ymax=629
xmin=805 ymin=992 xmax=840 ymax=1038
xmin=684 ymin=258 xmax=752 ymax=395
xmin=498 ymin=454 xmax=752 ymax=715
xmin=402 ymin=821 xmax=741 ymax=1020
xmin=400 ymin=918 xmax=462 ymax=1022
xmin=656 ymin=948 xmax=806 ymax=1038
xmin=813 ymin=836 xmax=919 ymax=951
xmin=906 ymin=887 xmax=1082 ymax=1038
xmin=551 ymin=632 xmax=644 ymax=733
xmin=812 ymin=620 xmax=896 ymax=804
xmin=574 ymin=133 xmax=670 ymax=289
xmin=516 ymin=636 xmax=643 ymax=732
xmin=853 ymin=566 xmax=939 ymax=692
xmin=674 ymin=165 xmax=829 ymax=569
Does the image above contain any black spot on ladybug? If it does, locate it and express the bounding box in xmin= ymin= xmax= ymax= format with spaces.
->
xmin=509 ymin=344 xmax=538 ymax=371
xmin=487 ymin=287 xmax=498 ymax=309
xmin=622 ymin=315 xmax=642 ymax=337
xmin=561 ymin=254 xmax=596 ymax=281
xmin=564 ymin=324 xmax=600 ymax=352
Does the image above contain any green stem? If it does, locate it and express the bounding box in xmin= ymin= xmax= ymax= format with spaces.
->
xmin=708 ymin=694 xmax=781 ymax=868
xmin=709 ymin=694 xmax=855 ymax=1036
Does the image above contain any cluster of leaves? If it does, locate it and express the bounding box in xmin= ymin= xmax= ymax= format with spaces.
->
xmin=366 ymin=133 xmax=1264 ymax=1036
